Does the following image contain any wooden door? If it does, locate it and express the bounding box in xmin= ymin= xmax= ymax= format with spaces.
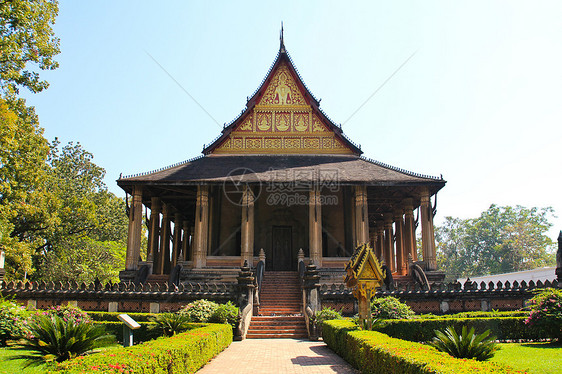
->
xmin=272 ymin=226 xmax=293 ymax=271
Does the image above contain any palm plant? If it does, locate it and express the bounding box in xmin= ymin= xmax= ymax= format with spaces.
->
xmin=429 ymin=325 xmax=499 ymax=361
xmin=149 ymin=313 xmax=192 ymax=337
xmin=12 ymin=314 xmax=114 ymax=366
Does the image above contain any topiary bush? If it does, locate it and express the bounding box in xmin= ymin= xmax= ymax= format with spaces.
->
xmin=208 ymin=301 xmax=239 ymax=328
xmin=371 ymin=296 xmax=414 ymax=319
xmin=0 ymin=297 xmax=31 ymax=346
xmin=180 ymin=299 xmax=219 ymax=323
xmin=525 ymin=288 xmax=562 ymax=341
xmin=429 ymin=325 xmax=499 ymax=361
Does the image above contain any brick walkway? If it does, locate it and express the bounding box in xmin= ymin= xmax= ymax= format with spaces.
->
xmin=197 ymin=338 xmax=359 ymax=374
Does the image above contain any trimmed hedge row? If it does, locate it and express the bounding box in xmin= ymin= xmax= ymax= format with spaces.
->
xmin=323 ymin=320 xmax=523 ymax=374
xmin=417 ymin=311 xmax=527 ymax=319
xmin=52 ymin=323 xmax=233 ymax=373
xmin=378 ymin=317 xmax=548 ymax=342
xmin=88 ymin=312 xmax=156 ymax=322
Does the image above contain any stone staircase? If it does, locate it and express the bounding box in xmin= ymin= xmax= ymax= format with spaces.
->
xmin=246 ymin=271 xmax=308 ymax=339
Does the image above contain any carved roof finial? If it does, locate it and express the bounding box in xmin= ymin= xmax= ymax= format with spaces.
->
xmin=280 ymin=22 xmax=285 ymax=53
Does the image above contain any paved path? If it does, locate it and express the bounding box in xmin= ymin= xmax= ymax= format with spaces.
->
xmin=197 ymin=339 xmax=359 ymax=374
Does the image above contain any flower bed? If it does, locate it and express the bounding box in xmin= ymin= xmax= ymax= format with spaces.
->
xmin=52 ymin=323 xmax=232 ymax=373
xmin=323 ymin=320 xmax=523 ymax=374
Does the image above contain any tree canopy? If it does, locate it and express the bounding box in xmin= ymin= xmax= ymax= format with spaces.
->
xmin=0 ymin=2 xmax=129 ymax=282
xmin=0 ymin=0 xmax=60 ymax=95
xmin=436 ymin=204 xmax=556 ymax=281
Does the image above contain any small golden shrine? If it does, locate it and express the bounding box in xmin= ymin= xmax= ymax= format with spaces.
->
xmin=344 ymin=243 xmax=384 ymax=327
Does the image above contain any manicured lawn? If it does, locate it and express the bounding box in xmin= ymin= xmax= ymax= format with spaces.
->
xmin=491 ymin=342 xmax=562 ymax=374
xmin=0 ymin=344 xmax=121 ymax=374
xmin=0 ymin=346 xmax=47 ymax=374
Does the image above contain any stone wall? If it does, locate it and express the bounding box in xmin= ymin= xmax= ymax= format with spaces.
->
xmin=320 ymin=279 xmax=559 ymax=315
xmin=1 ymin=278 xmax=558 ymax=315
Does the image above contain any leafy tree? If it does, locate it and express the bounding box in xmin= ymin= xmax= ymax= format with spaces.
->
xmin=0 ymin=97 xmax=55 ymax=280
xmin=436 ymin=205 xmax=555 ymax=280
xmin=32 ymin=140 xmax=129 ymax=282
xmin=0 ymin=0 xmax=60 ymax=95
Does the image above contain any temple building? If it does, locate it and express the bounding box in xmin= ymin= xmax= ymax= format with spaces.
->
xmin=117 ymin=35 xmax=446 ymax=285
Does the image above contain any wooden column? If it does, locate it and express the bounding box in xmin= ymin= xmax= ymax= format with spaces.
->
xmin=394 ymin=208 xmax=406 ymax=275
xmin=126 ymin=186 xmax=143 ymax=270
xmin=420 ymin=189 xmax=437 ymax=270
xmin=193 ymin=185 xmax=209 ymax=268
xmin=147 ymin=197 xmax=161 ymax=264
xmin=354 ymin=185 xmax=369 ymax=247
xmin=182 ymin=221 xmax=190 ymax=262
xmin=403 ymin=199 xmax=417 ymax=263
xmin=375 ymin=222 xmax=384 ymax=260
xmin=240 ymin=185 xmax=255 ymax=266
xmin=383 ymin=213 xmax=394 ymax=271
xmin=171 ymin=213 xmax=182 ymax=268
xmin=309 ymin=188 xmax=322 ymax=266
xmin=157 ymin=203 xmax=171 ymax=274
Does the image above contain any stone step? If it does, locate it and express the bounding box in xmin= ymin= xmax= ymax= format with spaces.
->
xmin=252 ymin=314 xmax=304 ymax=324
xmin=248 ymin=272 xmax=305 ymax=339
xmin=246 ymin=333 xmax=308 ymax=339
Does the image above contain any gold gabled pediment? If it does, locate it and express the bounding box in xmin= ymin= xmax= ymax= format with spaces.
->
xmin=210 ymin=61 xmax=355 ymax=155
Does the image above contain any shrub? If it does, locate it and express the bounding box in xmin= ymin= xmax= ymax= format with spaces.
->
xmin=13 ymin=314 xmax=114 ymax=365
xmin=316 ymin=307 xmax=343 ymax=327
xmin=179 ymin=299 xmax=219 ymax=323
xmin=208 ymin=301 xmax=239 ymax=328
xmin=149 ymin=312 xmax=193 ymax=337
xmin=323 ymin=319 xmax=520 ymax=373
xmin=0 ymin=297 xmax=31 ymax=346
xmin=55 ymin=323 xmax=233 ymax=373
xmin=525 ymin=288 xmax=562 ymax=341
xmin=41 ymin=304 xmax=92 ymax=325
xmin=370 ymin=296 xmax=414 ymax=319
xmin=429 ymin=325 xmax=498 ymax=361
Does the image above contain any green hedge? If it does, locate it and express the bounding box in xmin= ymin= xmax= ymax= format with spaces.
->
xmin=378 ymin=317 xmax=548 ymax=342
xmin=417 ymin=311 xmax=527 ymax=319
xmin=323 ymin=320 xmax=521 ymax=374
xmin=52 ymin=323 xmax=232 ymax=373
xmin=87 ymin=312 xmax=156 ymax=322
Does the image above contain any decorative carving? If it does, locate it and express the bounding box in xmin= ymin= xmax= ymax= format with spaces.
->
xmin=256 ymin=112 xmax=271 ymax=131
xmin=275 ymin=112 xmax=290 ymax=131
xmin=239 ymin=114 xmax=253 ymax=131
xmin=259 ymin=64 xmax=306 ymax=106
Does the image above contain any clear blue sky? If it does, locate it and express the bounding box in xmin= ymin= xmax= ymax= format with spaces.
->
xmin=22 ymin=1 xmax=562 ymax=238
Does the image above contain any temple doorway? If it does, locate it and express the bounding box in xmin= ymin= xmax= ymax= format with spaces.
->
xmin=271 ymin=226 xmax=293 ymax=271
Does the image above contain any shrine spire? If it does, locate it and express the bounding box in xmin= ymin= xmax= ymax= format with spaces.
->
xmin=280 ymin=22 xmax=285 ymax=53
